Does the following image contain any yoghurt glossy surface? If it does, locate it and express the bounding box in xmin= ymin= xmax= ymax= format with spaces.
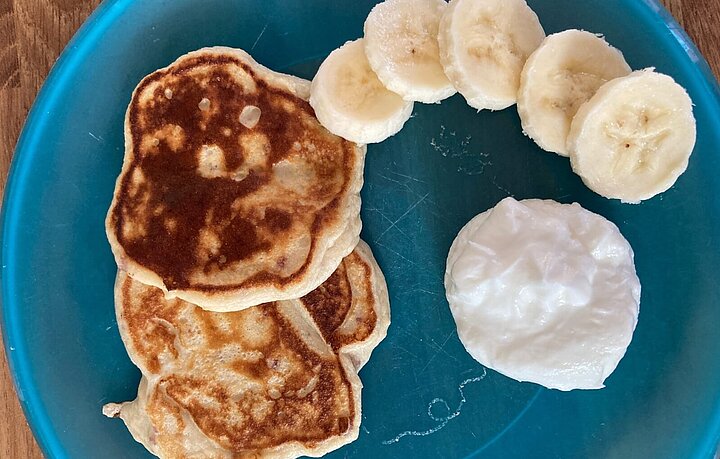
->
xmin=445 ymin=197 xmax=641 ymax=391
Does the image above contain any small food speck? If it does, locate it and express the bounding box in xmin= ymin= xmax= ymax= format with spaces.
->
xmin=239 ymin=105 xmax=262 ymax=129
xmin=164 ymin=88 xmax=173 ymax=99
xmin=198 ymin=98 xmax=211 ymax=111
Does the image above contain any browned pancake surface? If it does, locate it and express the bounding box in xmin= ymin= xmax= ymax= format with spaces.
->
xmin=301 ymin=250 xmax=378 ymax=351
xmin=115 ymin=248 xmax=383 ymax=456
xmin=108 ymin=50 xmax=361 ymax=294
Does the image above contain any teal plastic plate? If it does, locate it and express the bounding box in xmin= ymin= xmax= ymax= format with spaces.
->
xmin=2 ymin=0 xmax=720 ymax=457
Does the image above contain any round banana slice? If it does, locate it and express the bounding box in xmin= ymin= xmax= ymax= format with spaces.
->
xmin=568 ymin=69 xmax=696 ymax=203
xmin=310 ymin=39 xmax=414 ymax=144
xmin=364 ymin=0 xmax=455 ymax=103
xmin=438 ymin=0 xmax=545 ymax=111
xmin=518 ymin=30 xmax=631 ymax=156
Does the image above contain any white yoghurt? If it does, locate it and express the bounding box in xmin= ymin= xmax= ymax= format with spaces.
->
xmin=445 ymin=197 xmax=641 ymax=391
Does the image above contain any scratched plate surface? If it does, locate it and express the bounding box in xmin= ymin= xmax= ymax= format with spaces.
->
xmin=2 ymin=0 xmax=720 ymax=457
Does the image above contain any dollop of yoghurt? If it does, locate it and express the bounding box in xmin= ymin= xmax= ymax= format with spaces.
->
xmin=445 ymin=197 xmax=640 ymax=391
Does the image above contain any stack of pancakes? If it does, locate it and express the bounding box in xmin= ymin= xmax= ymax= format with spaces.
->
xmin=103 ymin=47 xmax=390 ymax=458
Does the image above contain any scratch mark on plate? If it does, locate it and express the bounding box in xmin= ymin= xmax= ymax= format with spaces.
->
xmin=381 ymin=368 xmax=487 ymax=445
xmin=365 ymin=208 xmax=411 ymax=240
xmin=88 ymin=132 xmax=104 ymax=142
xmin=394 ymin=345 xmax=419 ymax=360
xmin=374 ymin=193 xmax=429 ymax=243
xmin=374 ymin=241 xmax=418 ymax=268
xmin=387 ymin=170 xmax=426 ymax=184
xmin=418 ymin=330 xmax=457 ymax=374
xmin=416 ymin=288 xmax=441 ymax=297
xmin=376 ymin=172 xmax=405 ymax=187
xmin=375 ymin=172 xmax=433 ymax=206
xmin=490 ymin=175 xmax=514 ymax=197
xmin=251 ymin=24 xmax=268 ymax=51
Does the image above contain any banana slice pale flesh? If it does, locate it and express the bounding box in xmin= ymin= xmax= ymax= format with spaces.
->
xmin=364 ymin=0 xmax=455 ymax=103
xmin=518 ymin=30 xmax=631 ymax=156
xmin=310 ymin=39 xmax=414 ymax=144
xmin=568 ymin=69 xmax=696 ymax=203
xmin=438 ymin=0 xmax=545 ymax=111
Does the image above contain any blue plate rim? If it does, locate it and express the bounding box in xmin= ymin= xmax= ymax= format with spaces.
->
xmin=1 ymin=0 xmax=719 ymax=457
xmin=0 ymin=0 xmax=133 ymax=456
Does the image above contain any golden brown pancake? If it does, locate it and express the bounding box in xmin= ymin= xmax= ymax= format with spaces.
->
xmin=103 ymin=241 xmax=390 ymax=458
xmin=106 ymin=47 xmax=365 ymax=311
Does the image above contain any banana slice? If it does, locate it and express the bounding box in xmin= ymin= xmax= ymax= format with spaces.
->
xmin=310 ymin=39 xmax=414 ymax=144
xmin=518 ymin=30 xmax=631 ymax=156
xmin=568 ymin=70 xmax=696 ymax=203
xmin=438 ymin=0 xmax=545 ymax=111
xmin=364 ymin=0 xmax=455 ymax=103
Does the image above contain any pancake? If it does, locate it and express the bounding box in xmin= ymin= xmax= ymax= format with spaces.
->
xmin=103 ymin=241 xmax=390 ymax=458
xmin=106 ymin=47 xmax=365 ymax=311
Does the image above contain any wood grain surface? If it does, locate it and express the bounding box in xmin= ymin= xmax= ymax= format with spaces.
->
xmin=0 ymin=0 xmax=718 ymax=457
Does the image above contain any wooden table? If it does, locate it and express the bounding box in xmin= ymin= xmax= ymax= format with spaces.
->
xmin=1 ymin=0 xmax=719 ymax=457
